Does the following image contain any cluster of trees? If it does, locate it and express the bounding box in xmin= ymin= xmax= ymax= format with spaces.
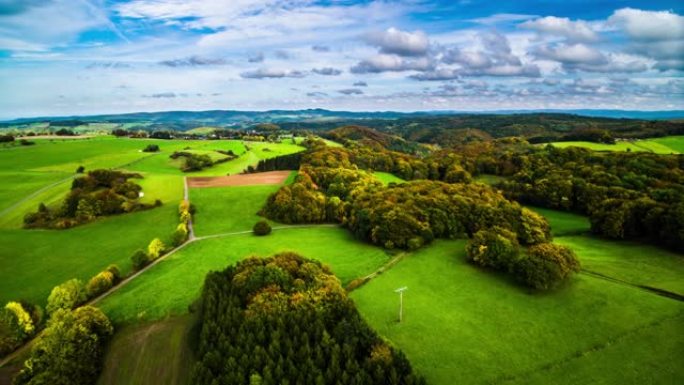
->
xmin=14 ymin=306 xmax=113 ymax=385
xmin=1 ymin=262 xmax=120 ymax=361
xmin=192 ymin=253 xmax=424 ymax=385
xmin=496 ymin=145 xmax=684 ymax=251
xmin=0 ymin=301 xmax=42 ymax=357
xmin=262 ymin=163 xmax=549 ymax=250
xmin=0 ymin=134 xmax=14 ymax=143
xmin=466 ymin=227 xmax=580 ymax=290
xmin=24 ymin=169 xmax=160 ymax=229
xmin=142 ymin=144 xmax=160 ymax=152
xmin=170 ymin=150 xmax=238 ymax=172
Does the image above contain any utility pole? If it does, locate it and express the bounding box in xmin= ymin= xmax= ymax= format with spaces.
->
xmin=395 ymin=287 xmax=408 ymax=323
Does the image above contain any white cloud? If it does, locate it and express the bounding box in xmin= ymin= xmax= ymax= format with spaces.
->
xmin=240 ymin=68 xmax=307 ymax=79
xmin=520 ymin=16 xmax=598 ymax=42
xmin=363 ymin=27 xmax=429 ymax=56
xmin=608 ymin=8 xmax=684 ymax=41
xmin=351 ymin=54 xmax=432 ymax=73
xmin=535 ymin=43 xmax=606 ymax=64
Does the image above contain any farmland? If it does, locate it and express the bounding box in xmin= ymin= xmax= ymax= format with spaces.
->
xmin=1 ymin=132 xmax=682 ymax=385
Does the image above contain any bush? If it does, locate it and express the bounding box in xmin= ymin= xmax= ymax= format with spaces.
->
xmin=85 ymin=271 xmax=115 ymax=299
xmin=131 ymin=249 xmax=150 ymax=270
xmin=515 ymin=243 xmax=581 ymax=290
xmin=76 ymin=165 xmax=85 ymax=173
xmin=143 ymin=144 xmax=160 ymax=152
xmin=46 ymin=279 xmax=86 ymax=315
xmin=465 ymin=227 xmax=520 ymax=271
xmin=13 ymin=306 xmax=113 ymax=385
xmin=105 ymin=264 xmax=121 ymax=282
xmin=147 ymin=238 xmax=166 ymax=259
xmin=252 ymin=220 xmax=272 ymax=236
xmin=172 ymin=222 xmax=189 ymax=246
xmin=19 ymin=139 xmax=35 ymax=146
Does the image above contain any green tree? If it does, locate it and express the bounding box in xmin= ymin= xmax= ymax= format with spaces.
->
xmin=46 ymin=279 xmax=86 ymax=315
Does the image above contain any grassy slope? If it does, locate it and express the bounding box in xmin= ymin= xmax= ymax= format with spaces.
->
xmin=373 ymin=172 xmax=406 ymax=185
xmin=97 ymin=315 xmax=195 ymax=385
xmin=548 ymin=136 xmax=683 ymax=154
xmin=98 ymin=227 xmax=390 ymax=323
xmin=557 ymin=236 xmax=684 ymax=295
xmin=350 ymin=240 xmax=684 ymax=385
xmin=189 ymin=184 xmax=281 ymax=236
xmin=527 ymin=206 xmax=590 ymax=236
xmin=0 ymin=203 xmax=180 ymax=306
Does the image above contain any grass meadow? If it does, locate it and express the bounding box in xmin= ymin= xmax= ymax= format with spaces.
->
xmin=548 ymin=136 xmax=683 ymax=154
xmin=0 ymin=136 xmax=305 ymax=309
xmin=350 ymin=240 xmax=684 ymax=385
xmin=97 ymin=315 xmax=195 ymax=385
xmin=98 ymin=226 xmax=392 ymax=323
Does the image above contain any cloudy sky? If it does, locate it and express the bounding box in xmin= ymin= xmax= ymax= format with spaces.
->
xmin=0 ymin=0 xmax=682 ymax=119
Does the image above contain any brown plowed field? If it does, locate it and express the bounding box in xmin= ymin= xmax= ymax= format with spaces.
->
xmin=187 ymin=171 xmax=291 ymax=188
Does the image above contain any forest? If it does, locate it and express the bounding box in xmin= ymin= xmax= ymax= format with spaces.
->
xmin=192 ymin=252 xmax=424 ymax=385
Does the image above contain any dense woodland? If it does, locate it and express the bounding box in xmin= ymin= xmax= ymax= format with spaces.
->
xmin=23 ymin=170 xmax=160 ymax=229
xmin=192 ymin=253 xmax=424 ymax=385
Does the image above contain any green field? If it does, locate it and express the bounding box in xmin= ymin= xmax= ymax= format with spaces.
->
xmin=97 ymin=315 xmax=195 ymax=385
xmin=548 ymin=136 xmax=683 ymax=154
xmin=373 ymin=171 xmax=406 ymax=185
xmin=350 ymin=240 xmax=684 ymax=385
xmin=527 ymin=206 xmax=590 ymax=236
xmin=0 ymin=204 xmax=180 ymax=306
xmin=189 ymin=184 xmax=282 ymax=236
xmin=0 ymin=136 xmax=306 ymax=309
xmin=98 ymin=226 xmax=391 ymax=323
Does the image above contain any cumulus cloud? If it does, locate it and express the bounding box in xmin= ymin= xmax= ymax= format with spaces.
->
xmin=351 ymin=54 xmax=432 ymax=73
xmin=240 ymin=68 xmax=307 ymax=79
xmin=364 ymin=27 xmax=429 ymax=56
xmin=312 ymin=67 xmax=342 ymax=76
xmin=311 ymin=45 xmax=330 ymax=52
xmin=275 ymin=50 xmax=291 ymax=59
xmin=520 ymin=16 xmax=598 ymax=41
xmin=338 ymin=88 xmax=364 ymax=95
xmin=419 ymin=31 xmax=540 ymax=80
xmin=535 ymin=43 xmax=605 ymax=64
xmin=353 ymin=81 xmax=368 ymax=87
xmin=606 ymin=8 xmax=684 ymax=71
xmin=535 ymin=43 xmax=649 ymax=73
xmin=608 ymin=8 xmax=684 ymax=41
xmin=86 ymin=62 xmax=132 ymax=69
xmin=159 ymin=56 xmax=226 ymax=67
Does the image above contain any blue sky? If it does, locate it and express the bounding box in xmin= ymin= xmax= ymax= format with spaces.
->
xmin=0 ymin=0 xmax=682 ymax=119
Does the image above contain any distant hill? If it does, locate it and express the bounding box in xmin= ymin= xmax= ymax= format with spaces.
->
xmin=2 ymin=108 xmax=683 ymax=126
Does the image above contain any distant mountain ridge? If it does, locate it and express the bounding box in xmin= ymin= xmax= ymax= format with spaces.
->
xmin=2 ymin=108 xmax=683 ymax=125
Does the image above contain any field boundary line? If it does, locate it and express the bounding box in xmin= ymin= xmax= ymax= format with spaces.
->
xmin=346 ymin=252 xmax=407 ymax=292
xmin=0 ymin=174 xmax=74 ymax=218
xmin=580 ymin=269 xmax=684 ymax=302
xmin=491 ymin=310 xmax=684 ymax=384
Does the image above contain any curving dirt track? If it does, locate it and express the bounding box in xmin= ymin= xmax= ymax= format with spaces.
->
xmin=187 ymin=170 xmax=291 ymax=188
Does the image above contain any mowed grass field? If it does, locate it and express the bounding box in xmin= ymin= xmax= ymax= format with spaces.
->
xmin=548 ymin=135 xmax=683 ymax=154
xmin=97 ymin=315 xmax=195 ymax=385
xmin=350 ymin=240 xmax=684 ymax=385
xmin=98 ymin=226 xmax=391 ymax=323
xmin=188 ymin=177 xmax=294 ymax=236
xmin=0 ymin=136 xmax=305 ymax=308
